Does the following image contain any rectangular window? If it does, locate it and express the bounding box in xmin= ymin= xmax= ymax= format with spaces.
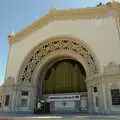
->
xmin=21 ymin=98 xmax=28 ymax=107
xmin=96 ymin=96 xmax=99 ymax=107
xmin=21 ymin=91 xmax=28 ymax=96
xmin=5 ymin=95 xmax=10 ymax=106
xmin=111 ymin=89 xmax=120 ymax=105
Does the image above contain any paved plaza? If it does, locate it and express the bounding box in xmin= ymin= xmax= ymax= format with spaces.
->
xmin=0 ymin=112 xmax=120 ymax=120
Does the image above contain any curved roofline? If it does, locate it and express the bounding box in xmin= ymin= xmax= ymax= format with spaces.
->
xmin=8 ymin=2 xmax=120 ymax=45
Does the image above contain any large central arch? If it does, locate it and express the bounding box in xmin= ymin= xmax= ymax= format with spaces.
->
xmin=18 ymin=36 xmax=100 ymax=84
xmin=17 ymin=36 xmax=100 ymax=113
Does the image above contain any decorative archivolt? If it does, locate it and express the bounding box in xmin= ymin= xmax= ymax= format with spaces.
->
xmin=18 ymin=36 xmax=100 ymax=84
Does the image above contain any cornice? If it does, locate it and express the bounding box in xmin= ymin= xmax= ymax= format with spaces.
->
xmin=8 ymin=2 xmax=120 ymax=45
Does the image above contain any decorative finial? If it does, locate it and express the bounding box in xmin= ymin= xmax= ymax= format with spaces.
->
xmin=51 ymin=0 xmax=57 ymax=10
xmin=11 ymin=32 xmax=15 ymax=35
xmin=8 ymin=32 xmax=15 ymax=44
xmin=52 ymin=4 xmax=56 ymax=9
xmin=8 ymin=32 xmax=15 ymax=38
xmin=97 ymin=2 xmax=103 ymax=7
xmin=112 ymin=0 xmax=116 ymax=3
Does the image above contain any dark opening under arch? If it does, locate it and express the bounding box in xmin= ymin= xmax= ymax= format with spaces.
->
xmin=43 ymin=59 xmax=87 ymax=94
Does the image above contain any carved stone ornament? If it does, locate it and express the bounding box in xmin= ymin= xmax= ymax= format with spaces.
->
xmin=104 ymin=61 xmax=120 ymax=75
xmin=18 ymin=36 xmax=100 ymax=83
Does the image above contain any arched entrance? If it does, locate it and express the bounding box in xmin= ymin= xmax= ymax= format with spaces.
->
xmin=37 ymin=58 xmax=88 ymax=113
xmin=17 ymin=36 xmax=100 ymax=113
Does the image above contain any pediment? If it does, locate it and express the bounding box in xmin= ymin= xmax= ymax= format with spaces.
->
xmin=8 ymin=2 xmax=120 ymax=45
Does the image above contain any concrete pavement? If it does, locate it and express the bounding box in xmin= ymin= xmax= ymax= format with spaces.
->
xmin=0 ymin=112 xmax=120 ymax=120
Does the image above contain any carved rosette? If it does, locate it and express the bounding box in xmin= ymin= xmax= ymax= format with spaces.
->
xmin=18 ymin=37 xmax=100 ymax=84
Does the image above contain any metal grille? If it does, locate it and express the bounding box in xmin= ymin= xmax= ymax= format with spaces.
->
xmin=111 ymin=89 xmax=120 ymax=105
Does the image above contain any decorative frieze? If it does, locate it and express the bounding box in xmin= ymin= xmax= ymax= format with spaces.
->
xmin=104 ymin=62 xmax=120 ymax=75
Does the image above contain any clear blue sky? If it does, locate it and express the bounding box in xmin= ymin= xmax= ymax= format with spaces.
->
xmin=0 ymin=0 xmax=119 ymax=85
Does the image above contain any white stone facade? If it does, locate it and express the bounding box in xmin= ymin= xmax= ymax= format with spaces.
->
xmin=1 ymin=2 xmax=120 ymax=114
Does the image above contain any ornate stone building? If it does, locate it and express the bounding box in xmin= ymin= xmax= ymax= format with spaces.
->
xmin=1 ymin=2 xmax=120 ymax=114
